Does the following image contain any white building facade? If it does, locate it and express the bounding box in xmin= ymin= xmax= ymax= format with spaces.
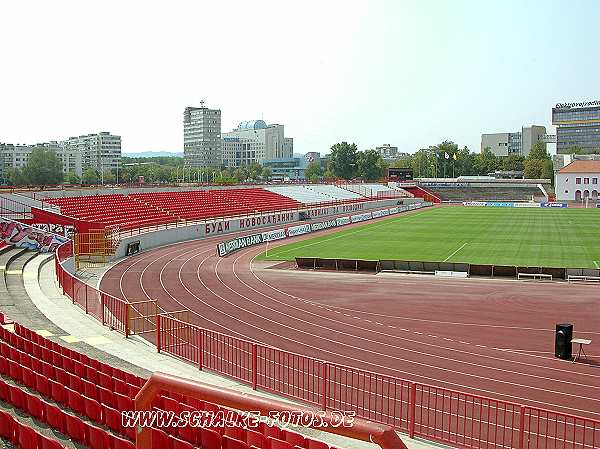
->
xmin=481 ymin=125 xmax=546 ymax=157
xmin=221 ymin=120 xmax=293 ymax=168
xmin=555 ymin=160 xmax=600 ymax=202
xmin=0 ymin=132 xmax=120 ymax=182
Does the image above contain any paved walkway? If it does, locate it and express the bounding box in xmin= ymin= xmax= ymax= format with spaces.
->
xmin=21 ymin=253 xmax=453 ymax=449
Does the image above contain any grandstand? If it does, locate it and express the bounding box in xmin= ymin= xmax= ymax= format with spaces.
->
xmin=0 ymin=322 xmax=357 ymax=449
xmin=264 ymin=185 xmax=363 ymax=204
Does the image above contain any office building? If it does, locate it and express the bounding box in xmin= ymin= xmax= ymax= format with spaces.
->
xmin=481 ymin=125 xmax=546 ymax=157
xmin=376 ymin=144 xmax=398 ymax=159
xmin=221 ymin=120 xmax=293 ymax=168
xmin=552 ymin=101 xmax=600 ymax=154
xmin=183 ymin=103 xmax=222 ymax=168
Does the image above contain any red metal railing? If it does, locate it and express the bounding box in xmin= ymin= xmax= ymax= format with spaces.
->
xmin=54 ymin=243 xmax=600 ymax=449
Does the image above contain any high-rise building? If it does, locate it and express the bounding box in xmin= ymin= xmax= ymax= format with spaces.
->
xmin=61 ymin=132 xmax=121 ymax=175
xmin=481 ymin=125 xmax=546 ymax=157
xmin=221 ymin=120 xmax=292 ymax=168
xmin=183 ymin=103 xmax=222 ymax=168
xmin=376 ymin=144 xmax=398 ymax=159
xmin=552 ymin=101 xmax=600 ymax=154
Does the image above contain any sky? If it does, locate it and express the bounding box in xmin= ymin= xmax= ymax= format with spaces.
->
xmin=1 ymin=0 xmax=598 ymax=155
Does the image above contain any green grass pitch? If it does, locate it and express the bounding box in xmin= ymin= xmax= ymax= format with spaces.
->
xmin=258 ymin=207 xmax=600 ymax=268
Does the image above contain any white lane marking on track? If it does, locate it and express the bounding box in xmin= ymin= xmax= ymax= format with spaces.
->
xmin=594 ymin=261 xmax=599 ymax=269
xmin=443 ymin=242 xmax=468 ymax=262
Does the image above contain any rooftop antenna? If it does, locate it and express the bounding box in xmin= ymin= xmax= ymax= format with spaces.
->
xmin=200 ymin=99 xmax=205 ymax=108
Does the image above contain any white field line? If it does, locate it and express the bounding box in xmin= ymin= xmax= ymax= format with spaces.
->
xmin=443 ymin=242 xmax=467 ymax=262
xmin=594 ymin=260 xmax=599 ymax=269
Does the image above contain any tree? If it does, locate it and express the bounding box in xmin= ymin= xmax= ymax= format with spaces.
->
xmin=304 ymin=161 xmax=322 ymax=182
xmin=473 ymin=147 xmax=499 ymax=175
xmin=357 ymin=149 xmax=385 ymax=181
xmin=261 ymin=167 xmax=273 ymax=181
xmin=64 ymin=172 xmax=81 ymax=185
xmin=501 ymin=155 xmax=525 ymax=172
xmin=82 ymin=168 xmax=99 ymax=185
xmin=102 ymin=170 xmax=115 ymax=184
xmin=524 ymin=142 xmax=553 ymax=181
xmin=329 ymin=142 xmax=358 ymax=179
xmin=21 ymin=148 xmax=63 ymax=186
xmin=233 ymin=167 xmax=249 ymax=182
xmin=247 ymin=162 xmax=263 ymax=180
xmin=6 ymin=167 xmax=27 ymax=186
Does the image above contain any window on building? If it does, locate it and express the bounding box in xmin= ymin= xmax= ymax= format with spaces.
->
xmin=594 ymin=178 xmax=598 ymax=184
xmin=565 ymin=190 xmax=568 ymax=193
xmin=584 ymin=178 xmax=590 ymax=184
xmin=576 ymin=178 xmax=581 ymax=184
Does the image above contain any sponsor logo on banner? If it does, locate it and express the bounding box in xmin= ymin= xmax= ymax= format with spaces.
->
xmin=217 ymin=233 xmax=263 ymax=257
xmin=287 ymin=224 xmax=311 ymax=237
xmin=310 ymin=219 xmax=337 ymax=232
xmin=261 ymin=228 xmax=286 ymax=242
xmin=463 ymin=201 xmax=487 ymax=207
xmin=486 ymin=202 xmax=514 ymax=207
xmin=512 ymin=202 xmax=541 ymax=208
xmin=372 ymin=209 xmax=390 ymax=218
xmin=541 ymin=202 xmax=568 ymax=208
xmin=351 ymin=212 xmax=372 ymax=223
xmin=388 ymin=207 xmax=399 ymax=214
xmin=336 ymin=216 xmax=351 ymax=226
xmin=0 ymin=218 xmax=67 ymax=253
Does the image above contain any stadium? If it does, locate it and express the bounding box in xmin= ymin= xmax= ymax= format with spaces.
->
xmin=0 ymin=180 xmax=598 ymax=449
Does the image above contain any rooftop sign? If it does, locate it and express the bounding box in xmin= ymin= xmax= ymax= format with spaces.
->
xmin=555 ymin=100 xmax=600 ymax=109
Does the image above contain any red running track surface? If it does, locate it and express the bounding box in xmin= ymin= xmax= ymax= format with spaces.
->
xmin=100 ymin=219 xmax=600 ymax=422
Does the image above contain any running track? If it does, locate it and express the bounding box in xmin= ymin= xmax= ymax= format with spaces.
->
xmin=100 ymin=213 xmax=600 ymax=421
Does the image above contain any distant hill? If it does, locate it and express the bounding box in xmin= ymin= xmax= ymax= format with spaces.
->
xmin=123 ymin=151 xmax=183 ymax=158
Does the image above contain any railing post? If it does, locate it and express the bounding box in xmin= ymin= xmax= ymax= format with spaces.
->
xmin=198 ymin=329 xmax=203 ymax=370
xmin=321 ymin=363 xmax=328 ymax=411
xmin=518 ymin=405 xmax=526 ymax=449
xmin=251 ymin=344 xmax=257 ymax=390
xmin=125 ymin=303 xmax=130 ymax=338
xmin=84 ymin=285 xmax=88 ymax=314
xmin=101 ymin=294 xmax=105 ymax=326
xmin=156 ymin=314 xmax=161 ymax=353
xmin=409 ymin=382 xmax=416 ymax=438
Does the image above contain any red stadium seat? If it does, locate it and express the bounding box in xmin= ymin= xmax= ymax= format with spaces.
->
xmin=170 ymin=435 xmax=195 ymax=449
xmin=282 ymin=430 xmax=305 ymax=448
xmin=115 ymin=391 xmax=133 ymax=411
xmin=44 ymin=401 xmax=66 ymax=434
xmin=9 ymin=384 xmax=26 ymax=410
xmin=0 ymin=378 xmax=8 ymax=401
xmin=65 ymin=413 xmax=87 ymax=444
xmin=98 ymin=386 xmax=116 ymax=408
xmin=306 ymin=439 xmax=329 ymax=449
xmin=86 ymin=423 xmax=111 ymax=449
xmin=16 ymin=422 xmax=39 ymax=449
xmin=50 ymin=380 xmax=66 ymax=406
xmin=84 ymin=396 xmax=103 ymax=422
xmin=268 ymin=437 xmax=294 ymax=449
xmin=26 ymin=393 xmax=45 ymax=421
xmin=83 ymin=379 xmax=99 ymax=401
xmin=200 ymin=428 xmax=222 ymax=449
xmin=38 ymin=432 xmax=68 ymax=449
xmin=68 ymin=372 xmax=83 ymax=392
xmin=111 ymin=434 xmax=136 ymax=449
xmin=152 ymin=427 xmax=172 ymax=449
xmin=224 ymin=435 xmax=251 ymax=449
xmin=66 ymin=388 xmax=85 ymax=415
xmin=35 ymin=373 xmax=51 ymax=398
xmin=245 ymin=429 xmax=268 ymax=449
xmin=0 ymin=409 xmax=16 ymax=441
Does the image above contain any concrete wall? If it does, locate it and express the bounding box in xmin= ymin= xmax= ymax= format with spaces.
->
xmin=481 ymin=133 xmax=509 ymax=156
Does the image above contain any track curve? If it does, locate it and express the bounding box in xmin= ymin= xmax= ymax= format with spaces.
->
xmin=100 ymin=215 xmax=600 ymax=420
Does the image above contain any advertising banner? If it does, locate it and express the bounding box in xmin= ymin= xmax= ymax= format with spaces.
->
xmin=217 ymin=233 xmax=263 ymax=257
xmin=513 ymin=202 xmax=541 ymax=208
xmin=0 ymin=217 xmax=68 ymax=253
xmin=351 ymin=212 xmax=373 ymax=223
xmin=286 ymin=224 xmax=312 ymax=237
xmin=310 ymin=219 xmax=337 ymax=232
xmin=540 ymin=202 xmax=568 ymax=208
xmin=261 ymin=228 xmax=287 ymax=242
xmin=372 ymin=209 xmax=390 ymax=218
xmin=463 ymin=201 xmax=487 ymax=207
xmin=336 ymin=216 xmax=351 ymax=226
xmin=388 ymin=207 xmax=399 ymax=214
